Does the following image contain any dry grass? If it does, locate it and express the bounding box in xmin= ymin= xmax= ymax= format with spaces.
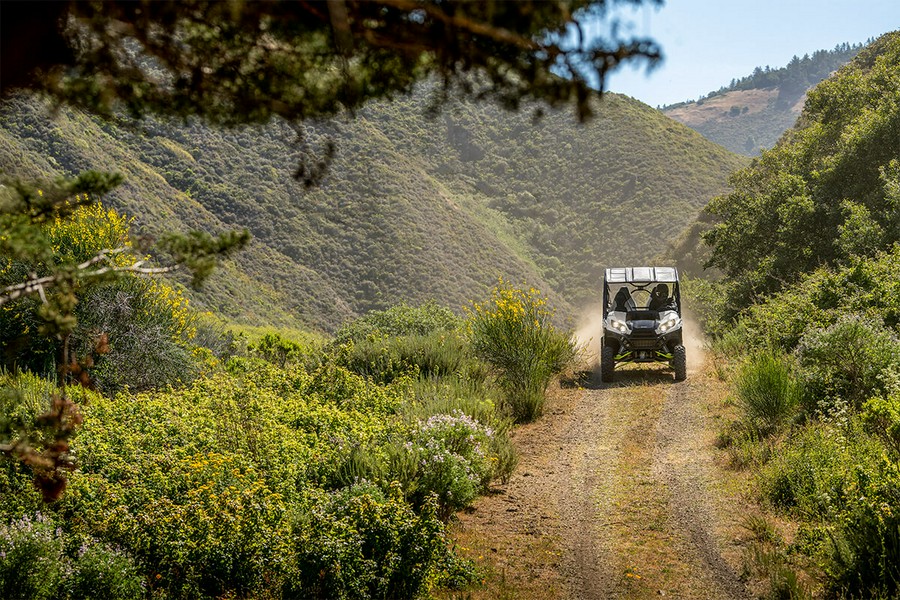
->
xmin=666 ymin=89 xmax=779 ymax=126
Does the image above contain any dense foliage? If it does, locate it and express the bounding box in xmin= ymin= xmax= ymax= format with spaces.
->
xmin=1 ymin=193 xmax=573 ymax=597
xmin=0 ymin=284 xmax=562 ymax=597
xmin=699 ymin=32 xmax=900 ymax=599
xmin=2 ymin=1 xmax=662 ymax=126
xmin=703 ymin=31 xmax=900 ymax=316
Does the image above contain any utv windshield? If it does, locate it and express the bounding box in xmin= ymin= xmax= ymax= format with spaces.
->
xmin=603 ymin=267 xmax=681 ymax=317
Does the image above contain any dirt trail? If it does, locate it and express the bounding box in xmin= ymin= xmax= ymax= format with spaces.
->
xmin=452 ymin=359 xmax=751 ymax=599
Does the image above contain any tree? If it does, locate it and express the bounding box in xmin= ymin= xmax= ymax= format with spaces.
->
xmin=0 ymin=0 xmax=662 ymax=498
xmin=703 ymin=32 xmax=900 ymax=317
xmin=2 ymin=0 xmax=662 ymax=125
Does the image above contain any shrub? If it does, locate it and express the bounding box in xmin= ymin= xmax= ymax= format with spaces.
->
xmin=291 ymin=483 xmax=451 ymax=600
xmin=337 ymin=330 xmax=480 ymax=384
xmin=828 ymin=459 xmax=900 ymax=599
xmin=0 ymin=512 xmax=145 ymax=600
xmin=734 ymin=353 xmax=799 ymax=436
xmin=758 ymin=420 xmax=883 ymax=518
xmin=64 ymin=542 xmax=144 ymax=600
xmin=74 ymin=277 xmax=201 ymax=394
xmin=0 ymin=513 xmax=64 ymax=600
xmin=404 ymin=411 xmax=496 ymax=516
xmin=92 ymin=452 xmax=292 ymax=599
xmin=862 ymin=369 xmax=900 ymax=456
xmin=795 ymin=315 xmax=900 ymax=414
xmin=468 ymin=279 xmax=575 ymax=423
xmin=0 ymin=199 xmax=203 ymax=393
xmin=333 ymin=301 xmax=461 ymax=345
xmin=403 ymin=376 xmax=517 ymax=485
xmin=249 ymin=331 xmax=310 ymax=367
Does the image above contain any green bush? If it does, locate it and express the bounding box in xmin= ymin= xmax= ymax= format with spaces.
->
xmin=64 ymin=542 xmax=144 ymax=600
xmin=0 ymin=513 xmax=64 ymax=600
xmin=734 ymin=353 xmax=799 ymax=435
xmin=403 ymin=411 xmax=496 ymax=517
xmin=828 ymin=459 xmax=900 ymax=599
xmin=758 ymin=421 xmax=883 ymax=518
xmin=468 ymin=280 xmax=575 ymax=423
xmin=291 ymin=483 xmax=450 ymax=600
xmin=75 ymin=278 xmax=200 ymax=393
xmin=795 ymin=315 xmax=900 ymax=414
xmin=404 ymin=376 xmax=518 ymax=484
xmin=0 ymin=200 xmax=202 ymax=393
xmin=862 ymin=369 xmax=900 ymax=456
xmin=701 ymin=246 xmax=900 ymax=356
xmin=119 ymin=452 xmax=291 ymax=599
xmin=248 ymin=331 xmax=319 ymax=368
xmin=333 ymin=301 xmax=462 ymax=345
xmin=0 ymin=513 xmax=158 ymax=600
xmin=336 ymin=331 xmax=479 ymax=385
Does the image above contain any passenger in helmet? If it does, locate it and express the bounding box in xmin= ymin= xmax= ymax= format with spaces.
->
xmin=649 ymin=283 xmax=673 ymax=312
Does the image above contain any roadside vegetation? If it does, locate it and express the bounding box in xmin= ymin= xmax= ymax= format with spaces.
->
xmin=0 ymin=198 xmax=576 ymax=599
xmin=691 ymin=31 xmax=900 ymax=599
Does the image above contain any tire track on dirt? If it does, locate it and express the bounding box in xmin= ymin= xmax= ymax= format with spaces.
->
xmin=452 ymin=364 xmax=750 ymax=599
xmin=650 ymin=375 xmax=750 ymax=599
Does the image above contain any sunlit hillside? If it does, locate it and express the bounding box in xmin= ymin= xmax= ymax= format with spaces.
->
xmin=0 ymin=89 xmax=745 ymax=330
xmin=663 ymin=42 xmax=862 ymax=155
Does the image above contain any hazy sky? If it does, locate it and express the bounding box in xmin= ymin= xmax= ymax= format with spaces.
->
xmin=602 ymin=0 xmax=899 ymax=107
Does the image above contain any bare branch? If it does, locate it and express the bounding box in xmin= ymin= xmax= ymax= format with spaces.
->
xmin=0 ymin=247 xmax=179 ymax=307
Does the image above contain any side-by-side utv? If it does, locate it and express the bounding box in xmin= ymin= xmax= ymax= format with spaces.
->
xmin=600 ymin=266 xmax=686 ymax=382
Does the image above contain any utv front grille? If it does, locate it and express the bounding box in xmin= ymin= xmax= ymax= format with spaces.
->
xmin=629 ymin=338 xmax=659 ymax=350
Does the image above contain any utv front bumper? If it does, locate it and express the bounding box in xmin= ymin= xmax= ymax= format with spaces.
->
xmin=603 ymin=324 xmax=683 ymax=364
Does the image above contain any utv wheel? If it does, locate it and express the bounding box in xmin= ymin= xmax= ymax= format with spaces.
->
xmin=600 ymin=345 xmax=616 ymax=382
xmin=672 ymin=344 xmax=687 ymax=382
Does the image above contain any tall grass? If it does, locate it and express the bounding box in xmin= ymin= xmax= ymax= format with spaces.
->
xmin=337 ymin=331 xmax=481 ymax=385
xmin=734 ymin=353 xmax=798 ymax=436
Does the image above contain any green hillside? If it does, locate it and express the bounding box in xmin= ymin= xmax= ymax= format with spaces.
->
xmin=663 ymin=43 xmax=862 ymax=155
xmin=694 ymin=31 xmax=900 ymax=597
xmin=0 ymin=89 xmax=745 ymax=331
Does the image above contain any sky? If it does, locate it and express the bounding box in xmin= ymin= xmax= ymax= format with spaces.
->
xmin=600 ymin=0 xmax=900 ymax=108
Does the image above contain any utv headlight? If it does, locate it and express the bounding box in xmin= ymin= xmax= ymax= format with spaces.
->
xmin=609 ymin=319 xmax=628 ymax=333
xmin=659 ymin=317 xmax=679 ymax=333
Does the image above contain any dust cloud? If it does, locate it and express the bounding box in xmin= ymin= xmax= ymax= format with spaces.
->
xmin=681 ymin=310 xmax=707 ymax=373
xmin=573 ymin=308 xmax=605 ymax=366
xmin=571 ymin=307 xmax=707 ymax=373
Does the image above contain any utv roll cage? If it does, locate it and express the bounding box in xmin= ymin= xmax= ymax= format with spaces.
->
xmin=602 ymin=266 xmax=682 ymax=320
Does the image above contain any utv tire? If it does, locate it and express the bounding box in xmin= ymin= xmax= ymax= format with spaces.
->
xmin=673 ymin=344 xmax=687 ymax=382
xmin=600 ymin=345 xmax=616 ymax=383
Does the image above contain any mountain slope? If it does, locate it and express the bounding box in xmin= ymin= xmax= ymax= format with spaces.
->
xmin=663 ymin=43 xmax=862 ymax=155
xmin=0 ymin=89 xmax=745 ymax=331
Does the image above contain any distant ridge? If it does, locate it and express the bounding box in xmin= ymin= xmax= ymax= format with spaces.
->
xmin=662 ymin=42 xmax=863 ymax=155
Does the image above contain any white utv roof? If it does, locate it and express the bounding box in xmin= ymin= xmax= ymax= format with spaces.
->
xmin=605 ymin=267 xmax=679 ymax=284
